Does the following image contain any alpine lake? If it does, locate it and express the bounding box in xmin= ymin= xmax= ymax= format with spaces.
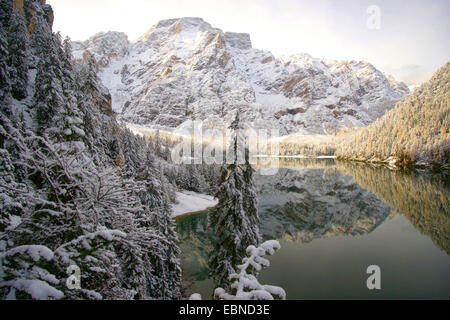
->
xmin=176 ymin=158 xmax=450 ymax=299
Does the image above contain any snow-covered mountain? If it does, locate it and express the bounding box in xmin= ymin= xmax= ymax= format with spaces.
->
xmin=73 ymin=17 xmax=409 ymax=135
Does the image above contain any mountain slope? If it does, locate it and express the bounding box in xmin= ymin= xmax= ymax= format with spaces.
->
xmin=337 ymin=61 xmax=450 ymax=168
xmin=73 ymin=17 xmax=409 ymax=135
xmin=0 ymin=0 xmax=187 ymax=300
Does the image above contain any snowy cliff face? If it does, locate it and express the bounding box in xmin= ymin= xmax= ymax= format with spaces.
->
xmin=73 ymin=17 xmax=409 ymax=135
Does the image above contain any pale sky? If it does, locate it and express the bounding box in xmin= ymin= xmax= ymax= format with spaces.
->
xmin=48 ymin=0 xmax=449 ymax=84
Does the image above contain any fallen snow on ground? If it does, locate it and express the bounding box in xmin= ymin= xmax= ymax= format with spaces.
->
xmin=172 ymin=190 xmax=218 ymax=217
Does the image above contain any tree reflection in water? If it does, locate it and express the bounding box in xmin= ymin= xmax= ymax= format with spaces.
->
xmin=176 ymin=159 xmax=450 ymax=298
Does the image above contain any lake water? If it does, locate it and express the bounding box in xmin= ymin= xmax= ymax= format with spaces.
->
xmin=176 ymin=159 xmax=450 ymax=299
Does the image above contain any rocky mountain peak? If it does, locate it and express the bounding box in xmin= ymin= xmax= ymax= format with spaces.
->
xmin=73 ymin=18 xmax=410 ymax=135
xmin=137 ymin=17 xmax=218 ymax=43
xmin=73 ymin=31 xmax=129 ymax=68
xmin=224 ymin=32 xmax=252 ymax=50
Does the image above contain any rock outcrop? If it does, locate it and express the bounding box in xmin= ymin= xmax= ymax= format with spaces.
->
xmin=11 ymin=0 xmax=53 ymax=34
xmin=73 ymin=17 xmax=409 ymax=135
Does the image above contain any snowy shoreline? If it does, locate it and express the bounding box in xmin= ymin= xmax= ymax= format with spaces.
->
xmin=252 ymin=155 xmax=336 ymax=159
xmin=172 ymin=190 xmax=218 ymax=218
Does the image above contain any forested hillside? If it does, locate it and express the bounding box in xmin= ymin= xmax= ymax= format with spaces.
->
xmin=0 ymin=0 xmax=218 ymax=300
xmin=337 ymin=62 xmax=449 ymax=169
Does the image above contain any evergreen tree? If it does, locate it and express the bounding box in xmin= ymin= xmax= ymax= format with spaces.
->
xmin=0 ymin=0 xmax=12 ymax=29
xmin=76 ymin=50 xmax=118 ymax=163
xmin=33 ymin=22 xmax=64 ymax=134
xmin=120 ymin=127 xmax=147 ymax=177
xmin=46 ymin=34 xmax=85 ymax=145
xmin=0 ymin=144 xmax=26 ymax=232
xmin=0 ymin=129 xmax=170 ymax=300
xmin=148 ymin=180 xmax=182 ymax=299
xmin=7 ymin=7 xmax=28 ymax=100
xmin=135 ymin=151 xmax=181 ymax=299
xmin=175 ymin=164 xmax=189 ymax=190
xmin=208 ymin=111 xmax=261 ymax=289
xmin=186 ymin=164 xmax=205 ymax=192
xmin=0 ymin=0 xmax=187 ymax=300
xmin=0 ymin=25 xmax=10 ymax=118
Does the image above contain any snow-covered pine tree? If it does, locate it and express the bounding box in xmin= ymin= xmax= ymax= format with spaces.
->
xmin=0 ymin=144 xmax=27 ymax=232
xmin=208 ymin=111 xmax=261 ymax=289
xmin=75 ymin=50 xmax=119 ymax=165
xmin=79 ymin=51 xmax=100 ymax=96
xmin=152 ymin=169 xmax=181 ymax=299
xmin=1 ymin=0 xmax=186 ymax=300
xmin=186 ymin=164 xmax=206 ymax=192
xmin=33 ymin=19 xmax=64 ymax=135
xmin=136 ymin=148 xmax=163 ymax=208
xmin=0 ymin=24 xmax=10 ymax=118
xmin=7 ymin=7 xmax=28 ymax=100
xmin=175 ymin=164 xmax=189 ymax=190
xmin=0 ymin=0 xmax=12 ymax=30
xmin=45 ymin=34 xmax=85 ymax=145
xmin=135 ymin=149 xmax=181 ymax=299
xmin=73 ymin=54 xmax=105 ymax=160
xmin=242 ymin=147 xmax=259 ymax=235
xmin=119 ymin=127 xmax=147 ymax=177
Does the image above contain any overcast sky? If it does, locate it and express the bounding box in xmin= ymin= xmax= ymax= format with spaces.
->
xmin=48 ymin=0 xmax=449 ymax=84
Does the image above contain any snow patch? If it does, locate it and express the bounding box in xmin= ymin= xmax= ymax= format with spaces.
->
xmin=172 ymin=190 xmax=218 ymax=217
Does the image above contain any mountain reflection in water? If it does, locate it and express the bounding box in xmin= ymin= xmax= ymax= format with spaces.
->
xmin=176 ymin=159 xmax=450 ymax=299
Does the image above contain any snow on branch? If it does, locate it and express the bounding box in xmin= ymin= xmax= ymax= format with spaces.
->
xmin=213 ymin=240 xmax=286 ymax=300
xmin=54 ymin=229 xmax=127 ymax=265
xmin=1 ymin=279 xmax=64 ymax=300
xmin=2 ymin=245 xmax=54 ymax=263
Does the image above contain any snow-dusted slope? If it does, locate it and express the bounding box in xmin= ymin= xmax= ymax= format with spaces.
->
xmin=73 ymin=17 xmax=409 ymax=135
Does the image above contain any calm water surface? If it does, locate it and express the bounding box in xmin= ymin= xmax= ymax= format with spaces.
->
xmin=176 ymin=159 xmax=450 ymax=299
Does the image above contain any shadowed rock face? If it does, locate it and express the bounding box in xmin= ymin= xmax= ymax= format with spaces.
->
xmin=73 ymin=18 xmax=409 ymax=135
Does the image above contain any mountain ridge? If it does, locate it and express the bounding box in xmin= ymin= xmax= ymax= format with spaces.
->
xmin=72 ymin=17 xmax=409 ymax=135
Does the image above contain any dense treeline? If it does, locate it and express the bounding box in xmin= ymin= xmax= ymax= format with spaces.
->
xmin=336 ymin=62 xmax=450 ymax=169
xmin=276 ymin=140 xmax=336 ymax=157
xmin=0 ymin=0 xmax=220 ymax=300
